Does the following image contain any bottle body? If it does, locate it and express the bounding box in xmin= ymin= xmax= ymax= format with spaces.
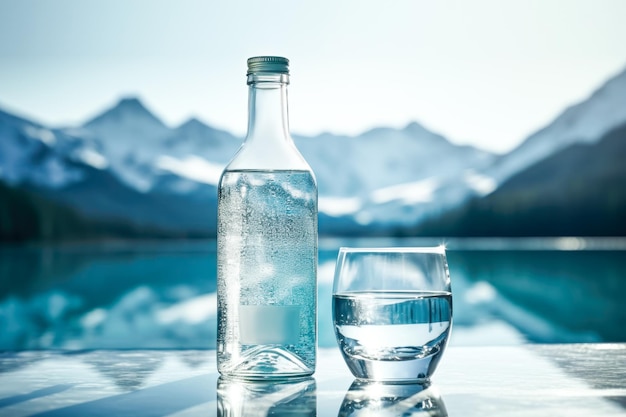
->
xmin=217 ymin=57 xmax=317 ymax=378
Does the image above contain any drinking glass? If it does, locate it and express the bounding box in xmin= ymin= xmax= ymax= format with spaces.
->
xmin=332 ymin=247 xmax=452 ymax=382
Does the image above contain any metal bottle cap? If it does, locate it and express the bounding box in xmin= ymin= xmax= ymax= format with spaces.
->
xmin=247 ymin=56 xmax=289 ymax=75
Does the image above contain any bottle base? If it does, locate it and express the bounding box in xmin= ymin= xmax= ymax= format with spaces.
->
xmin=218 ymin=345 xmax=315 ymax=380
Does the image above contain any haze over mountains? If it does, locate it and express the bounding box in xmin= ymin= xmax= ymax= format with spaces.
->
xmin=1 ymin=67 xmax=625 ymax=240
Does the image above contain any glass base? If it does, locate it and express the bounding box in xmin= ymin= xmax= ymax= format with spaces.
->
xmin=341 ymin=350 xmax=443 ymax=382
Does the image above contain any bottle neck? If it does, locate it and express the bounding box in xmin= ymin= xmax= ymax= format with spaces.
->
xmin=246 ymin=73 xmax=291 ymax=143
xmin=223 ymin=72 xmax=310 ymax=171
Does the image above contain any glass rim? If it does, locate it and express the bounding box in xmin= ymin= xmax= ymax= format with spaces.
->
xmin=338 ymin=246 xmax=446 ymax=254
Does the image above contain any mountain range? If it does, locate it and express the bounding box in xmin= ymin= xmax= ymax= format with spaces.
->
xmin=417 ymin=122 xmax=626 ymax=236
xmin=1 ymin=67 xmax=625 ymax=241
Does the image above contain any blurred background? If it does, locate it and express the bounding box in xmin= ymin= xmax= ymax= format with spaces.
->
xmin=1 ymin=0 xmax=625 ymax=350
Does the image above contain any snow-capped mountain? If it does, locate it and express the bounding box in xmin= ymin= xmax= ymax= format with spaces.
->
xmin=77 ymin=97 xmax=175 ymax=191
xmin=417 ymin=121 xmax=626 ymax=237
xmin=155 ymin=117 xmax=241 ymax=188
xmin=295 ymin=123 xmax=495 ymax=224
xmin=297 ymin=122 xmax=494 ymax=196
xmin=75 ymin=98 xmax=242 ymax=192
xmin=2 ymin=65 xmax=625 ymax=235
xmin=83 ymin=97 xmax=171 ymax=151
xmin=163 ymin=117 xmax=240 ymax=164
xmin=0 ymin=104 xmax=219 ymax=233
xmin=487 ymin=68 xmax=626 ymax=184
xmin=68 ymin=96 xmax=497 ymax=228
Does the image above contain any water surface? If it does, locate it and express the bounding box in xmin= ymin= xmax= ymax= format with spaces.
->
xmin=1 ymin=238 xmax=625 ymax=350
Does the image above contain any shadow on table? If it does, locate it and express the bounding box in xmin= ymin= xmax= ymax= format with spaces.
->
xmin=28 ymin=374 xmax=216 ymax=417
xmin=535 ymin=344 xmax=626 ymax=409
xmin=339 ymin=379 xmax=448 ymax=417
xmin=0 ymin=385 xmax=74 ymax=409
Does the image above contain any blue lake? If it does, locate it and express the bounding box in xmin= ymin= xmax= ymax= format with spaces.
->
xmin=1 ymin=237 xmax=625 ymax=350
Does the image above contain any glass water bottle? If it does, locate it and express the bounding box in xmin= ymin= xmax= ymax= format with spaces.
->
xmin=217 ymin=56 xmax=317 ymax=378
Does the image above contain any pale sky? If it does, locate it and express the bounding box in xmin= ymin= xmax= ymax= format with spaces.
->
xmin=1 ymin=0 xmax=625 ymax=154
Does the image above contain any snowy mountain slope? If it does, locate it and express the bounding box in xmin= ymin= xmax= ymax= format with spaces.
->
xmin=296 ymin=122 xmax=494 ymax=197
xmin=77 ymin=97 xmax=172 ymax=191
xmin=295 ymin=122 xmax=496 ymax=225
xmin=82 ymin=97 xmax=170 ymax=152
xmin=162 ymin=117 xmax=241 ymax=164
xmin=487 ymin=67 xmax=626 ymax=184
xmin=78 ymin=98 xmax=242 ymax=191
xmin=0 ymin=109 xmax=91 ymax=188
xmin=416 ymin=122 xmax=626 ymax=237
xmin=33 ymin=164 xmax=217 ymax=233
xmin=154 ymin=117 xmax=241 ymax=188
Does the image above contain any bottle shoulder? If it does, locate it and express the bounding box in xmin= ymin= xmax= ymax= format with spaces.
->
xmin=224 ymin=135 xmax=314 ymax=173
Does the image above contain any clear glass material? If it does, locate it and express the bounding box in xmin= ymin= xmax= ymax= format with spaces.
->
xmin=332 ymin=247 xmax=452 ymax=382
xmin=217 ymin=376 xmax=316 ymax=416
xmin=339 ymin=380 xmax=448 ymax=417
xmin=217 ymin=63 xmax=318 ymax=379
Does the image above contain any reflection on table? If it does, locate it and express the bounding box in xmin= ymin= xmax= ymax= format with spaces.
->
xmin=339 ymin=380 xmax=447 ymax=416
xmin=218 ymin=376 xmax=316 ymax=416
xmin=0 ymin=345 xmax=624 ymax=416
